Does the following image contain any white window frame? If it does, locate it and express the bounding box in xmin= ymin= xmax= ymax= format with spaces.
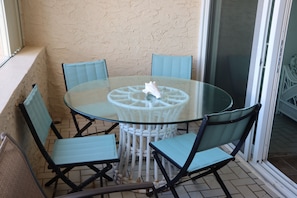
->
xmin=0 ymin=0 xmax=23 ymax=67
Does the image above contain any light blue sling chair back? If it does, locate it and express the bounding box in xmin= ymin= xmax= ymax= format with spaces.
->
xmin=151 ymin=54 xmax=192 ymax=79
xmin=62 ymin=59 xmax=119 ymax=137
xmin=151 ymin=54 xmax=193 ymax=132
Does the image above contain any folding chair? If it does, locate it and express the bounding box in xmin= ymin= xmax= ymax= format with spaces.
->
xmin=62 ymin=59 xmax=119 ymax=137
xmin=19 ymin=84 xmax=120 ymax=193
xmin=0 ymin=133 xmax=157 ymax=198
xmin=151 ymin=53 xmax=193 ymax=132
xmin=149 ymin=103 xmax=261 ymax=198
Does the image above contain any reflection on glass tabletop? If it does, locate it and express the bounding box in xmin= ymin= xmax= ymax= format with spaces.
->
xmin=64 ymin=76 xmax=233 ymax=124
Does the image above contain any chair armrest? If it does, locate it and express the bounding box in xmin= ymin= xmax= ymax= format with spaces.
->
xmin=55 ymin=182 xmax=154 ymax=198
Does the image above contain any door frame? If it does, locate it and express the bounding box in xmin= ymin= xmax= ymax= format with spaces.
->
xmin=252 ymin=0 xmax=292 ymax=163
xmin=241 ymin=0 xmax=273 ymax=161
xmin=197 ymin=0 xmax=210 ymax=81
xmin=251 ymin=1 xmax=297 ymax=195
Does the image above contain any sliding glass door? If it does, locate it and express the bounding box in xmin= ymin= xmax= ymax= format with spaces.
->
xmin=203 ymin=0 xmax=258 ymax=109
xmin=199 ymin=0 xmax=297 ymax=196
xmin=201 ymin=0 xmax=259 ymax=159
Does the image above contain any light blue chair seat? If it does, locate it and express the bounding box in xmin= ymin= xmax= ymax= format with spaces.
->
xmin=150 ymin=133 xmax=233 ymax=172
xmin=52 ymin=135 xmax=118 ymax=165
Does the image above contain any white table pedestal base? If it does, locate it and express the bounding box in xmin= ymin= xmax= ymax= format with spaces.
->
xmin=116 ymin=123 xmax=177 ymax=183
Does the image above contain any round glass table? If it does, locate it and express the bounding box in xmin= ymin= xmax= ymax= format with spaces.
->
xmin=64 ymin=76 xmax=233 ymax=183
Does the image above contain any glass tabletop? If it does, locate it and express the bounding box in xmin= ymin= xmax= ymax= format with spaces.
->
xmin=64 ymin=76 xmax=233 ymax=124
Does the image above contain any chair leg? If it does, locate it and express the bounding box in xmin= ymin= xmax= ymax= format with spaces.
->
xmin=74 ymin=121 xmax=93 ymax=137
xmin=69 ymin=163 xmax=113 ymax=193
xmin=71 ymin=110 xmax=119 ymax=137
xmin=88 ymin=164 xmax=113 ymax=181
xmin=45 ymin=167 xmax=81 ymax=192
xmin=152 ymin=151 xmax=179 ymax=198
xmin=104 ymin=123 xmax=119 ymax=134
xmin=46 ymin=164 xmax=114 ymax=193
xmin=71 ymin=111 xmax=81 ymax=135
xmin=71 ymin=110 xmax=98 ymax=137
xmin=85 ymin=123 xmax=119 ymax=136
xmin=213 ymin=170 xmax=232 ymax=198
xmin=45 ymin=166 xmax=74 ymax=186
xmin=60 ymin=174 xmax=81 ymax=192
xmin=146 ymin=185 xmax=159 ymax=198
xmin=177 ymin=123 xmax=189 ymax=133
xmin=190 ymin=163 xmax=232 ymax=198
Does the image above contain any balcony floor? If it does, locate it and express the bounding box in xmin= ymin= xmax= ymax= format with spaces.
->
xmin=37 ymin=118 xmax=280 ymax=198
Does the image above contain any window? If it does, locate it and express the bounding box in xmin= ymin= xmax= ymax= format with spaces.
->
xmin=0 ymin=0 xmax=23 ymax=67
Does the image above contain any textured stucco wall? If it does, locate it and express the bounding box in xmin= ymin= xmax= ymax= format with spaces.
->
xmin=0 ymin=46 xmax=48 ymax=173
xmin=20 ymin=0 xmax=201 ymax=119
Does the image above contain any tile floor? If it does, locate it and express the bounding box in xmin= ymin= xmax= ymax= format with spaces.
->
xmin=36 ymin=118 xmax=282 ymax=198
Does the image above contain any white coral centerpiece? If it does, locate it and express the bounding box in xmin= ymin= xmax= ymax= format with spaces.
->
xmin=142 ymin=81 xmax=161 ymax=99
